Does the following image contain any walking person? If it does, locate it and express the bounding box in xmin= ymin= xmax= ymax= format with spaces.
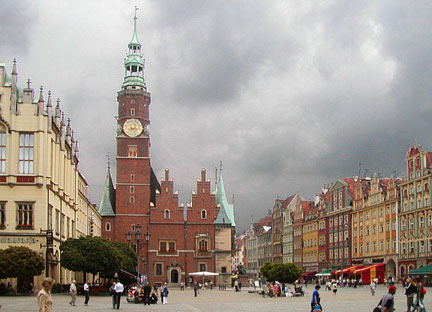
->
xmin=380 ymin=285 xmax=397 ymax=312
xmin=332 ymin=282 xmax=338 ymax=295
xmin=370 ymin=280 xmax=376 ymax=296
xmin=162 ymin=282 xmax=169 ymax=304
xmin=411 ymin=277 xmax=426 ymax=312
xmin=83 ymin=281 xmax=90 ymax=305
xmin=38 ymin=277 xmax=55 ymax=312
xmin=311 ymin=285 xmax=322 ymax=312
xmin=69 ymin=280 xmax=77 ymax=306
xmin=194 ymin=281 xmax=199 ymax=297
xmin=114 ymin=280 xmax=124 ymax=309
xmin=143 ymin=282 xmax=151 ymax=305
xmin=109 ymin=282 xmax=116 ymax=309
xmin=405 ymin=278 xmax=417 ymax=312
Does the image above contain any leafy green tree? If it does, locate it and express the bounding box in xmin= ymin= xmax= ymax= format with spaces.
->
xmin=0 ymin=246 xmax=44 ymax=278
xmin=60 ymin=236 xmax=120 ymax=276
xmin=261 ymin=263 xmax=302 ymax=283
xmin=110 ymin=241 xmax=137 ymax=272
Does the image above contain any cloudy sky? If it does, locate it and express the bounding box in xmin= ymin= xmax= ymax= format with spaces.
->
xmin=1 ymin=0 xmax=432 ymax=232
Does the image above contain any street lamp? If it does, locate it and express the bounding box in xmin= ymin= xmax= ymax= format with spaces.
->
xmin=126 ymin=224 xmax=142 ymax=285
xmin=144 ymin=231 xmax=151 ymax=280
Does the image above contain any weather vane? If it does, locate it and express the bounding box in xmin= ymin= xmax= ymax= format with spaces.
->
xmin=134 ymin=6 xmax=139 ymax=19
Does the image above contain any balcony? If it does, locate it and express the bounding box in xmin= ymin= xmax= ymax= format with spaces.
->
xmin=195 ymin=249 xmax=211 ymax=258
xmin=158 ymin=249 xmax=177 ymax=255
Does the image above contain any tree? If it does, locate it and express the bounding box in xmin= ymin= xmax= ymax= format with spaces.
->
xmin=110 ymin=241 xmax=137 ymax=272
xmin=261 ymin=263 xmax=302 ymax=284
xmin=0 ymin=246 xmax=44 ymax=279
xmin=60 ymin=236 xmax=120 ymax=276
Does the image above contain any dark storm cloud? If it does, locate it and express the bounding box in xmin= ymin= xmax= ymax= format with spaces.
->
xmin=1 ymin=1 xmax=431 ymax=232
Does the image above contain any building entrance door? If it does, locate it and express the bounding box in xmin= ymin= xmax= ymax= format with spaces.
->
xmin=171 ymin=269 xmax=179 ymax=283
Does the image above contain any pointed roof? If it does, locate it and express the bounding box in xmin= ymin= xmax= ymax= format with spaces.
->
xmin=98 ymin=162 xmax=116 ymax=217
xmin=128 ymin=8 xmax=141 ymax=49
xmin=214 ymin=169 xmax=236 ymax=226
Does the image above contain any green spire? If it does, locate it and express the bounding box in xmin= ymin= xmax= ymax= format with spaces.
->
xmin=122 ymin=7 xmax=146 ymax=90
xmin=214 ymin=162 xmax=236 ymax=226
xmin=128 ymin=6 xmax=141 ymax=49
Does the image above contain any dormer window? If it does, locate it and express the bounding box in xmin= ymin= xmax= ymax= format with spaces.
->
xmin=201 ymin=209 xmax=207 ymax=219
xmin=164 ymin=209 xmax=170 ymax=219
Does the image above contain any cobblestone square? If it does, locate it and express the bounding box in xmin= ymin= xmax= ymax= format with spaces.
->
xmin=0 ymin=285 xmax=430 ymax=311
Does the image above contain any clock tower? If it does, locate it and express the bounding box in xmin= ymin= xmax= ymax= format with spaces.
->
xmin=114 ymin=12 xmax=154 ymax=245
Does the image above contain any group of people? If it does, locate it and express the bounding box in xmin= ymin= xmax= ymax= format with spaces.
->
xmin=125 ymin=281 xmax=169 ymax=305
xmin=404 ymin=277 xmax=426 ymax=312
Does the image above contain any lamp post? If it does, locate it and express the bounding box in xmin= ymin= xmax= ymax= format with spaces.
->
xmin=144 ymin=231 xmax=151 ymax=280
xmin=126 ymin=224 xmax=142 ymax=285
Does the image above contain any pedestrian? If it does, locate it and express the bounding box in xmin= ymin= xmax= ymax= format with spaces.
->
xmin=332 ymin=282 xmax=338 ymax=295
xmin=109 ymin=282 xmax=116 ymax=309
xmin=380 ymin=285 xmax=397 ymax=312
xmin=239 ymin=281 xmax=242 ymax=291
xmin=194 ymin=281 xmax=199 ymax=297
xmin=210 ymin=281 xmax=213 ymax=290
xmin=180 ymin=281 xmax=185 ymax=291
xmin=234 ymin=280 xmax=239 ymax=292
xmin=114 ymin=280 xmax=124 ymax=309
xmin=359 ymin=278 xmax=363 ymax=288
xmin=405 ymin=277 xmax=417 ymax=312
xmin=411 ymin=277 xmax=426 ymax=312
xmin=370 ymin=280 xmax=376 ymax=296
xmin=37 ymin=277 xmax=55 ymax=312
xmin=83 ymin=281 xmax=90 ymax=305
xmin=311 ymin=285 xmax=322 ymax=312
xmin=69 ymin=280 xmax=77 ymax=306
xmin=143 ymin=282 xmax=151 ymax=305
xmin=162 ymin=282 xmax=169 ymax=304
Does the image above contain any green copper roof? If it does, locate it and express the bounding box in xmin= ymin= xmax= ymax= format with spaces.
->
xmin=98 ymin=165 xmax=116 ymax=217
xmin=128 ymin=15 xmax=141 ymax=48
xmin=214 ymin=172 xmax=235 ymax=226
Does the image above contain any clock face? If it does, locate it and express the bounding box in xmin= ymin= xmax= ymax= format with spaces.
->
xmin=123 ymin=119 xmax=143 ymax=137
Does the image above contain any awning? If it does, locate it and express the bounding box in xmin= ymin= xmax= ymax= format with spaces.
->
xmin=316 ymin=269 xmax=331 ymax=276
xmin=189 ymin=271 xmax=219 ymax=276
xmin=408 ymin=264 xmax=432 ymax=276
xmin=353 ymin=263 xmax=385 ymax=274
xmin=333 ymin=265 xmax=363 ymax=274
xmin=301 ymin=270 xmax=317 ymax=277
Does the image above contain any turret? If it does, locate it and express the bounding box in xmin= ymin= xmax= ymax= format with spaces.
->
xmin=10 ymin=59 xmax=18 ymax=114
xmin=66 ymin=118 xmax=72 ymax=146
xmin=54 ymin=98 xmax=61 ymax=128
xmin=46 ymin=91 xmax=53 ymax=131
xmin=37 ymin=86 xmax=45 ymax=116
xmin=23 ymin=79 xmax=34 ymax=105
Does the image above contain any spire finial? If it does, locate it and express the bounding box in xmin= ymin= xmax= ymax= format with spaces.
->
xmin=107 ymin=152 xmax=111 ymax=169
xmin=134 ymin=6 xmax=139 ymax=32
xmin=39 ymin=86 xmax=44 ymax=102
xmin=12 ymin=58 xmax=18 ymax=75
xmin=26 ymin=79 xmax=31 ymax=88
xmin=219 ymin=161 xmax=223 ymax=175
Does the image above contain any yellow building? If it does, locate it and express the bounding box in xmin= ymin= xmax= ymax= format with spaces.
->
xmin=352 ymin=174 xmax=399 ymax=279
xmin=302 ymin=204 xmax=318 ymax=274
xmin=0 ymin=61 xmax=100 ymax=291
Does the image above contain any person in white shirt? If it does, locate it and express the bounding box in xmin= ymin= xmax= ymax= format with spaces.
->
xmin=83 ymin=281 xmax=90 ymax=305
xmin=69 ymin=280 xmax=77 ymax=306
xmin=114 ymin=281 xmax=124 ymax=309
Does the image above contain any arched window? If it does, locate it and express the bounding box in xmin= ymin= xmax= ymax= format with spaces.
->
xmin=199 ymin=240 xmax=208 ymax=251
xmin=105 ymin=222 xmax=111 ymax=231
xmin=164 ymin=209 xmax=170 ymax=219
xmin=201 ymin=209 xmax=207 ymax=219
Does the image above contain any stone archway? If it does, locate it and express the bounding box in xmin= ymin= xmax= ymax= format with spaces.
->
xmin=170 ymin=269 xmax=179 ymax=284
xmin=385 ymin=259 xmax=396 ymax=280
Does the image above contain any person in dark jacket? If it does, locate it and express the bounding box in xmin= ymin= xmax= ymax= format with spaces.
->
xmin=143 ymin=282 xmax=151 ymax=306
xmin=405 ymin=278 xmax=417 ymax=312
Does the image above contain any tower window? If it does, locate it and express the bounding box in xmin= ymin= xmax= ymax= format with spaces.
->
xmin=201 ymin=209 xmax=207 ymax=219
xmin=131 ymin=174 xmax=135 ymax=182
xmin=131 ymin=108 xmax=135 ymax=116
xmin=130 ymin=186 xmax=134 ymax=193
xmin=128 ymin=146 xmax=137 ymax=158
xmin=105 ymin=222 xmax=111 ymax=231
xmin=164 ymin=209 xmax=170 ymax=219
xmin=130 ymin=196 xmax=134 ymax=203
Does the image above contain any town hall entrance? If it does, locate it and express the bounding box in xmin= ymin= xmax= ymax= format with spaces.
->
xmin=170 ymin=269 xmax=179 ymax=283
